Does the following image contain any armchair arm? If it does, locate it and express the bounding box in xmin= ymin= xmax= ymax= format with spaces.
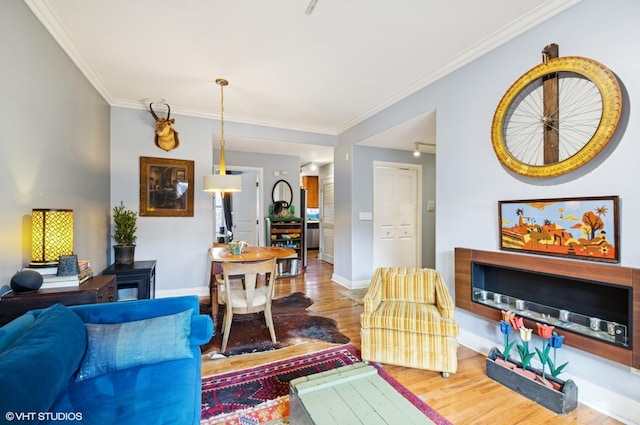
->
xmin=433 ymin=272 xmax=455 ymax=319
xmin=363 ymin=268 xmax=385 ymax=312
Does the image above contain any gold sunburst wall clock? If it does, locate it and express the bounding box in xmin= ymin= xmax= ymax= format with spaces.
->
xmin=491 ymin=44 xmax=623 ymax=178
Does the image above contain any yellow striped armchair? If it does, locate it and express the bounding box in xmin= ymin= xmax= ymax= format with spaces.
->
xmin=360 ymin=267 xmax=459 ymax=377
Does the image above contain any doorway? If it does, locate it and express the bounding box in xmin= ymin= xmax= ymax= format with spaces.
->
xmin=372 ymin=161 xmax=422 ymax=269
xmin=319 ymin=177 xmax=334 ymax=264
xmin=214 ymin=166 xmax=264 ymax=246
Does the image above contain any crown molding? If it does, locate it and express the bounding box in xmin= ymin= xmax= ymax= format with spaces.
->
xmin=336 ymin=0 xmax=583 ymax=134
xmin=25 ymin=0 xmax=115 ymax=105
xmin=26 ymin=0 xmax=582 ymax=137
xmin=112 ymin=98 xmax=337 ymax=135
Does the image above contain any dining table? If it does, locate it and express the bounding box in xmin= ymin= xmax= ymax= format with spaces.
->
xmin=207 ymin=245 xmax=297 ymax=327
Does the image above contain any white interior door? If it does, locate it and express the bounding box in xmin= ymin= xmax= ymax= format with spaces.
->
xmin=228 ymin=169 xmax=262 ymax=246
xmin=372 ymin=162 xmax=421 ymax=269
xmin=320 ymin=177 xmax=334 ymax=264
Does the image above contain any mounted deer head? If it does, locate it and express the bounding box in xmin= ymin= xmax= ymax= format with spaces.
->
xmin=149 ymin=103 xmax=180 ymax=151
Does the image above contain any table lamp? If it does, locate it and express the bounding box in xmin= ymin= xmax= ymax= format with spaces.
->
xmin=30 ymin=209 xmax=74 ymax=266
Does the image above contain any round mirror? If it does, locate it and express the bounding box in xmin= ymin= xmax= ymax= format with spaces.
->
xmin=272 ymin=179 xmax=293 ymax=205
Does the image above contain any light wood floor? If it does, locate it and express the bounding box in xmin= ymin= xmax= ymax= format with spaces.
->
xmin=201 ymin=251 xmax=621 ymax=425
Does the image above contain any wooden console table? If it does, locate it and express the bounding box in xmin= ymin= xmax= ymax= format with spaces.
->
xmin=0 ymin=275 xmax=116 ymax=326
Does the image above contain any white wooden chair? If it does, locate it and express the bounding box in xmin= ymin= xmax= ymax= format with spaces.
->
xmin=220 ymin=258 xmax=278 ymax=353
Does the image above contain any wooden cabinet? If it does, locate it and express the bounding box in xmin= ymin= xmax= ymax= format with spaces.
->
xmin=302 ymin=176 xmax=319 ymax=208
xmin=102 ymin=260 xmax=156 ymax=300
xmin=266 ymin=218 xmax=304 ymax=276
xmin=0 ymin=275 xmax=116 ymax=326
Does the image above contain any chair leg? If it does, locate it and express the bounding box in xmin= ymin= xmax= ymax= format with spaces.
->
xmin=264 ymin=307 xmax=277 ymax=344
xmin=220 ymin=309 xmax=234 ymax=353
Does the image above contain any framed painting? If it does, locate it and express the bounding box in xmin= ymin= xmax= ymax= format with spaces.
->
xmin=140 ymin=156 xmax=194 ymax=217
xmin=498 ymin=196 xmax=619 ymax=263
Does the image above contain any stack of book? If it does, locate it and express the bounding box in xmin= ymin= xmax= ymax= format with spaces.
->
xmin=22 ymin=260 xmax=93 ymax=289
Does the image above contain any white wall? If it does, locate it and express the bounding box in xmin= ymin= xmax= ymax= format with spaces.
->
xmin=0 ymin=0 xmax=111 ymax=287
xmin=339 ymin=0 xmax=640 ymax=421
xmin=350 ymin=145 xmax=436 ymax=280
xmin=110 ymin=107 xmax=323 ymax=296
xmin=435 ymin=3 xmax=640 ymax=414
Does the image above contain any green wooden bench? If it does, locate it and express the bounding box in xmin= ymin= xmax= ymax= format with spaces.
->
xmin=289 ymin=362 xmax=434 ymax=424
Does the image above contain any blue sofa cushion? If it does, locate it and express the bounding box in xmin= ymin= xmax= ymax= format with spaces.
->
xmin=0 ymin=304 xmax=86 ymax=417
xmin=0 ymin=313 xmax=35 ymax=352
xmin=76 ymin=309 xmax=193 ymax=381
xmin=48 ymin=357 xmax=200 ymax=425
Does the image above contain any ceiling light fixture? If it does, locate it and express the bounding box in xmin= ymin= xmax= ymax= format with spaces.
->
xmin=413 ymin=143 xmax=421 ymax=157
xmin=203 ymin=78 xmax=242 ymax=193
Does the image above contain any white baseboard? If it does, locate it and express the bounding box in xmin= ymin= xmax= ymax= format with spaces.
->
xmin=331 ymin=273 xmax=370 ymax=290
xmin=154 ymin=286 xmax=209 ymax=299
xmin=458 ymin=329 xmax=640 ymax=425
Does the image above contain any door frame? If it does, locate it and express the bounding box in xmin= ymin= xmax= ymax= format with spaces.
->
xmin=372 ymin=160 xmax=422 ymax=269
xmin=214 ymin=165 xmax=265 ymax=246
xmin=319 ymin=176 xmax=334 ymax=264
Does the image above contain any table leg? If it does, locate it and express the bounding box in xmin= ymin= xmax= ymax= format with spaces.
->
xmin=209 ymin=262 xmax=221 ymax=329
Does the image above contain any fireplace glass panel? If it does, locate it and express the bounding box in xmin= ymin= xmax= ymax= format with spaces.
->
xmin=471 ymin=262 xmax=630 ymax=348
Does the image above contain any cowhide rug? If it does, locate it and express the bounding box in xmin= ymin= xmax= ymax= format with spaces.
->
xmin=200 ymin=292 xmax=350 ymax=357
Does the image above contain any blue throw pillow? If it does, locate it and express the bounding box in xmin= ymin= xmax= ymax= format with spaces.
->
xmin=76 ymin=309 xmax=193 ymax=381
xmin=0 ymin=304 xmax=86 ymax=416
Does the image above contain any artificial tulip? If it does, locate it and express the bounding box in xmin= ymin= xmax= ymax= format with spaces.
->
xmin=502 ymin=310 xmax=515 ymax=323
xmin=519 ymin=327 xmax=532 ymax=342
xmin=537 ymin=323 xmax=554 ymax=339
xmin=500 ymin=320 xmax=514 ymax=359
xmin=496 ymin=317 xmax=569 ymax=379
xmin=510 ymin=316 xmax=524 ymax=331
xmin=517 ymin=326 xmax=534 ymax=368
xmin=548 ymin=332 xmax=568 ymax=377
xmin=549 ymin=332 xmax=564 ymax=349
xmin=536 ymin=324 xmax=554 ymax=379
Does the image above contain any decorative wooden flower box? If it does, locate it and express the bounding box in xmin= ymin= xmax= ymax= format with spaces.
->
xmin=486 ymin=347 xmax=578 ymax=415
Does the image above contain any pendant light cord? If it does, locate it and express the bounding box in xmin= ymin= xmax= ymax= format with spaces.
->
xmin=219 ymin=80 xmax=225 ymax=150
xmin=216 ymin=78 xmax=229 ymax=175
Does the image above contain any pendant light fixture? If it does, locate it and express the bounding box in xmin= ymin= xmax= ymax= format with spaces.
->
xmin=203 ymin=78 xmax=242 ymax=193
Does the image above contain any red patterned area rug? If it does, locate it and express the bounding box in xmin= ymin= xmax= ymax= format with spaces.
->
xmin=201 ymin=344 xmax=452 ymax=425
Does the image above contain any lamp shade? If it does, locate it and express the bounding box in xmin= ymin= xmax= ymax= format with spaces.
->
xmin=203 ymin=174 xmax=242 ymax=193
xmin=31 ymin=209 xmax=74 ymax=265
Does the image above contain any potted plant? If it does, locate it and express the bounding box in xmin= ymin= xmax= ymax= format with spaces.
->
xmin=112 ymin=201 xmax=137 ymax=265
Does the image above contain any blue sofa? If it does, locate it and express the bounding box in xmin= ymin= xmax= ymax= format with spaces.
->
xmin=0 ymin=296 xmax=213 ymax=425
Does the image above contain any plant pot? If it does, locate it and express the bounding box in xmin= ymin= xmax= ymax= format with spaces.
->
xmin=486 ymin=347 xmax=578 ymax=415
xmin=114 ymin=245 xmax=135 ymax=265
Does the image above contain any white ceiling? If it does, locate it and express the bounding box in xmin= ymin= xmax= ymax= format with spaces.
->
xmin=26 ymin=0 xmax=580 ymax=166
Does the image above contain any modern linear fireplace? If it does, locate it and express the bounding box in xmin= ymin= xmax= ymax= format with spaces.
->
xmin=455 ymin=247 xmax=640 ymax=368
